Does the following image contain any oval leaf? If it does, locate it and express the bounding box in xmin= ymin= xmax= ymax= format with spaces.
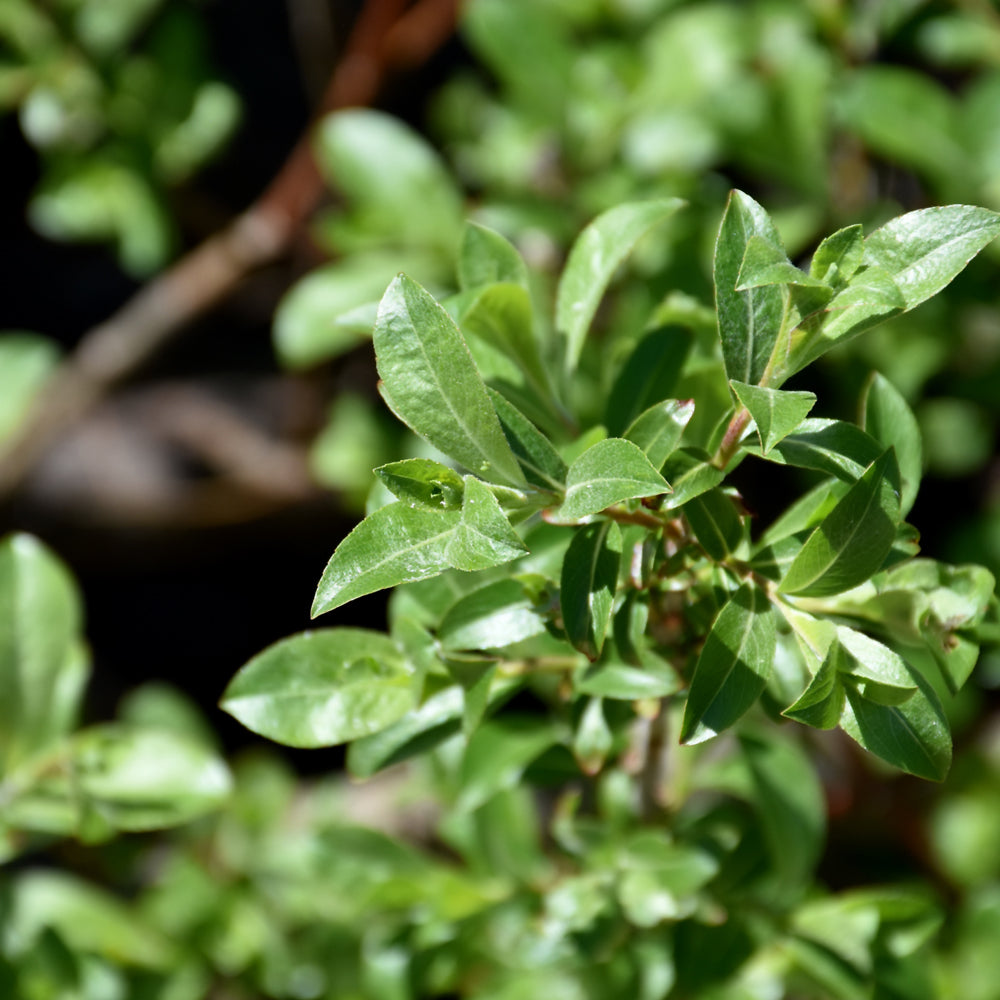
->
xmin=561 ymin=521 xmax=622 ymax=661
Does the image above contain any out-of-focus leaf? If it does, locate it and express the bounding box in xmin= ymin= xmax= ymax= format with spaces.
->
xmin=375 ymin=274 xmax=525 ymax=486
xmin=557 ymin=199 xmax=684 ymax=372
xmin=0 ymin=333 xmax=59 ymax=445
xmin=681 ymin=583 xmax=776 ymax=744
xmin=221 ymin=628 xmax=414 ymax=747
xmin=458 ymin=221 xmax=529 ymax=290
xmin=561 ymin=521 xmax=622 ymax=660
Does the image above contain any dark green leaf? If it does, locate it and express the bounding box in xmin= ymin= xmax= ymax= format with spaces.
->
xmin=860 ymin=372 xmax=922 ymax=517
xmin=730 ymin=380 xmax=816 ymax=454
xmin=375 ymin=458 xmax=465 ymax=510
xmin=810 ymin=225 xmax=864 ymax=286
xmin=760 ymin=479 xmax=851 ymax=547
xmin=681 ymin=583 xmax=776 ymax=744
xmin=863 ymin=204 xmax=1000 ymax=311
xmin=553 ymin=438 xmax=671 ymax=522
xmin=439 ymin=578 xmax=547 ymax=651
xmin=221 ymin=628 xmax=414 ymax=747
xmin=374 ymin=274 xmax=525 ymax=486
xmin=780 ymin=451 xmax=901 ymax=597
xmin=606 ymin=325 xmax=693 ymax=435
xmin=714 ymin=190 xmax=786 ymax=385
xmin=754 ymin=418 xmax=888 ymax=483
xmin=624 ymin=398 xmax=695 ymax=470
xmin=458 ymin=221 xmax=529 ymax=290
xmin=488 ymin=387 xmax=567 ymax=492
xmin=445 ymin=476 xmax=527 ymax=571
xmin=561 ymin=521 xmax=622 ymax=660
xmin=558 ymin=199 xmax=685 ymax=371
xmin=684 ymin=488 xmax=744 ymax=561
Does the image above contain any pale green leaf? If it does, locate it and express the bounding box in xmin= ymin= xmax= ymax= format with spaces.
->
xmin=809 ymin=225 xmax=864 ymax=286
xmin=221 ymin=628 xmax=414 ymax=748
xmin=0 ymin=333 xmax=59 ymax=444
xmin=375 ymin=458 xmax=465 ymax=510
xmin=439 ymin=579 xmax=547 ymax=651
xmin=458 ymin=221 xmax=529 ymax=290
xmin=558 ymin=199 xmax=685 ymax=371
xmin=624 ymin=398 xmax=695 ymax=470
xmin=681 ymin=583 xmax=776 ymax=744
xmin=374 ymin=274 xmax=525 ymax=486
xmin=860 ymin=372 xmax=922 ymax=517
xmin=445 ymin=476 xmax=527 ymax=571
xmin=736 ymin=234 xmax=829 ymax=291
xmin=730 ymin=380 xmax=816 ymax=454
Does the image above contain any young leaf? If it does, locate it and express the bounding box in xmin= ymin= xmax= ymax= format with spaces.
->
xmin=840 ymin=670 xmax=951 ymax=781
xmin=624 ymin=398 xmax=695 ymax=470
xmin=553 ymin=438 xmax=671 ymax=522
xmin=221 ymin=628 xmax=414 ymax=747
xmin=681 ymin=583 xmax=776 ymax=744
xmin=730 ymin=380 xmax=816 ymax=454
xmin=714 ymin=190 xmax=786 ymax=386
xmin=780 ymin=451 xmax=901 ymax=597
xmin=313 ymin=503 xmax=460 ymax=615
xmin=736 ymin=234 xmax=828 ymax=290
xmin=810 ymin=225 xmax=864 ymax=286
xmin=605 ymin=325 xmax=693 ymax=435
xmin=683 ymin=488 xmax=744 ymax=561
xmin=561 ymin=521 xmax=622 ymax=660
xmin=860 ymin=372 xmax=922 ymax=518
xmin=375 ymin=458 xmax=465 ymax=510
xmin=488 ymin=388 xmax=567 ymax=492
xmin=862 ymin=204 xmax=1000 ymax=311
xmin=445 ymin=476 xmax=527 ymax=571
xmin=374 ymin=274 xmax=525 ymax=486
xmin=558 ymin=199 xmax=685 ymax=372
xmin=458 ymin=221 xmax=529 ymax=290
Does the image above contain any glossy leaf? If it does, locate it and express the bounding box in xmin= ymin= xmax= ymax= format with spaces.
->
xmin=221 ymin=628 xmax=414 ymax=748
xmin=313 ymin=503 xmax=461 ymax=615
xmin=660 ymin=447 xmax=724 ymax=509
xmin=375 ymin=458 xmax=465 ymax=510
xmin=0 ymin=533 xmax=88 ymax=773
xmin=835 ymin=625 xmax=918 ymax=705
xmin=439 ymin=578 xmax=547 ymax=651
xmin=553 ymin=438 xmax=670 ymax=522
xmin=754 ymin=418 xmax=888 ymax=483
xmin=374 ymin=274 xmax=525 ymax=486
xmin=714 ymin=190 xmax=785 ymax=385
xmin=780 ymin=451 xmax=900 ymax=597
xmin=488 ymin=388 xmax=567 ymax=492
xmin=558 ymin=199 xmax=685 ymax=371
xmin=810 ymin=225 xmax=864 ymax=286
xmin=730 ymin=380 xmax=816 ymax=454
xmin=862 ymin=204 xmax=1000 ymax=311
xmin=683 ymin=488 xmax=743 ymax=561
xmin=783 ymin=645 xmax=845 ymax=730
xmin=681 ymin=583 xmax=776 ymax=744
xmin=736 ymin=234 xmax=828 ymax=290
xmin=861 ymin=372 xmax=922 ymax=517
xmin=624 ymin=398 xmax=695 ymax=470
xmin=605 ymin=326 xmax=693 ymax=435
xmin=445 ymin=476 xmax=527 ymax=571
xmin=457 ymin=221 xmax=529 ymax=290
xmin=561 ymin=521 xmax=622 ymax=660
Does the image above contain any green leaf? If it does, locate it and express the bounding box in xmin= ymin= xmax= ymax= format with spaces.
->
xmin=0 ymin=333 xmax=59 ymax=444
xmin=834 ymin=625 xmax=918 ymax=705
xmin=860 ymin=372 xmax=922 ymax=517
xmin=375 ymin=458 xmax=465 ymax=510
xmin=660 ymin=447 xmax=724 ymax=509
xmin=221 ymin=628 xmax=414 ymax=747
xmin=736 ymin=234 xmax=829 ymax=290
xmin=374 ymin=274 xmax=525 ymax=486
xmin=573 ymin=697 xmax=613 ymax=774
xmin=681 ymin=583 xmax=776 ymax=744
xmin=760 ymin=479 xmax=851 ymax=547
xmin=576 ymin=654 xmax=680 ymax=701
xmin=557 ymin=199 xmax=685 ymax=371
xmin=313 ymin=503 xmax=460 ymax=615
xmin=439 ymin=578 xmax=547 ymax=651
xmin=561 ymin=521 xmax=622 ymax=660
xmin=445 ymin=655 xmax=497 ymax=736
xmin=862 ymin=204 xmax=1000 ymax=311
xmin=458 ymin=717 xmax=561 ymax=811
xmin=714 ymin=190 xmax=786 ymax=385
xmin=624 ymin=398 xmax=695 ymax=470
xmin=313 ymin=109 xmax=463 ymax=254
xmin=488 ymin=388 xmax=567 ymax=492
xmin=730 ymin=380 xmax=816 ymax=454
xmin=554 ymin=438 xmax=671 ymax=522
xmin=810 ymin=225 xmax=864 ymax=286
xmin=753 ymin=418 xmax=888 ymax=483
xmin=840 ymin=669 xmax=951 ymax=781
xmin=780 ymin=451 xmax=900 ymax=597
xmin=0 ymin=534 xmax=88 ymax=774
xmin=783 ymin=645 xmax=845 ymax=730
xmin=683 ymin=488 xmax=744 ymax=561
xmin=458 ymin=221 xmax=529 ymax=290
xmin=445 ymin=476 xmax=527 ymax=571
xmin=605 ymin=326 xmax=694 ymax=435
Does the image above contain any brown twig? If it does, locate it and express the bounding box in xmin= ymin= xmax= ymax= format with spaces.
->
xmin=0 ymin=0 xmax=460 ymax=499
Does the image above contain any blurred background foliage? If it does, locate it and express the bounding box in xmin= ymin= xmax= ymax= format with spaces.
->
xmin=6 ymin=0 xmax=1000 ymax=997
